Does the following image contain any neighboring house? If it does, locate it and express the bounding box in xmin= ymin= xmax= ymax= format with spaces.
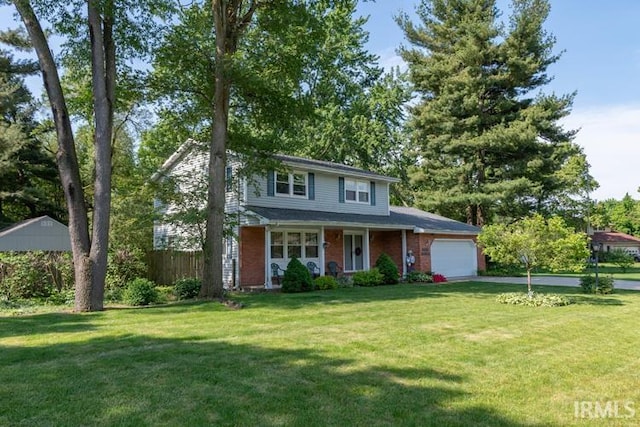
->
xmin=591 ymin=230 xmax=640 ymax=255
xmin=0 ymin=216 xmax=71 ymax=252
xmin=153 ymin=139 xmax=485 ymax=288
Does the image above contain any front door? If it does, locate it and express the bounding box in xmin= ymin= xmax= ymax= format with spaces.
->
xmin=344 ymin=233 xmax=364 ymax=272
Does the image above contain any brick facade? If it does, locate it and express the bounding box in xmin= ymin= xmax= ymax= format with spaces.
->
xmin=239 ymin=226 xmax=265 ymax=286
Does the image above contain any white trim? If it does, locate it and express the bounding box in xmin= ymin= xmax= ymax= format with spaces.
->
xmin=401 ymin=229 xmax=407 ymax=276
xmin=343 ymin=231 xmax=366 ymax=272
xmin=364 ymin=228 xmax=370 ymax=271
xmin=320 ymin=226 xmax=326 ymax=276
xmin=344 ymin=178 xmax=370 ymax=204
xmin=265 ymin=228 xmax=272 ymax=288
xmin=275 ymin=171 xmax=308 ymax=199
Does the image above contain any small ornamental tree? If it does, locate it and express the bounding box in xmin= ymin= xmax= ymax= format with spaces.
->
xmin=375 ymin=253 xmax=399 ymax=284
xmin=478 ymin=214 xmax=589 ymax=294
xmin=281 ymin=257 xmax=314 ymax=293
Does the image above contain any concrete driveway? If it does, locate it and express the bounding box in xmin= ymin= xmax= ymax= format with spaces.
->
xmin=471 ymin=275 xmax=640 ymax=291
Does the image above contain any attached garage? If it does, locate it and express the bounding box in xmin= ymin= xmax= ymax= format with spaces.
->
xmin=431 ymin=239 xmax=478 ymax=278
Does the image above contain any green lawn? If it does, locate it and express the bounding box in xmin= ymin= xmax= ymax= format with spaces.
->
xmin=2 ymin=283 xmax=639 ymax=426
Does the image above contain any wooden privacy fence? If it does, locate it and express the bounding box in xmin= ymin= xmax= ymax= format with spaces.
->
xmin=146 ymin=250 xmax=203 ymax=285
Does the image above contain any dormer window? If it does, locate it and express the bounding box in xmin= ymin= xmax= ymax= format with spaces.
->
xmin=345 ymin=179 xmax=369 ymax=203
xmin=276 ymin=172 xmax=307 ymax=197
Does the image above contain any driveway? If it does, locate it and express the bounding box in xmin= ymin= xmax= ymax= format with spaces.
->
xmin=471 ymin=275 xmax=640 ymax=291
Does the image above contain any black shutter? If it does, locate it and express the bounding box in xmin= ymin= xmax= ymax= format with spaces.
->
xmin=370 ymin=181 xmax=376 ymax=206
xmin=338 ymin=177 xmax=345 ymax=203
xmin=308 ymin=173 xmax=315 ymax=200
xmin=267 ymin=171 xmax=274 ymax=196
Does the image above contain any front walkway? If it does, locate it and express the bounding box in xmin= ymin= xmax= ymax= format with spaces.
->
xmin=471 ymin=275 xmax=640 ymax=291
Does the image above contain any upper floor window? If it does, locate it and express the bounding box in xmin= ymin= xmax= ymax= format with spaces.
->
xmin=276 ymin=172 xmax=307 ymax=197
xmin=345 ymin=179 xmax=369 ymax=203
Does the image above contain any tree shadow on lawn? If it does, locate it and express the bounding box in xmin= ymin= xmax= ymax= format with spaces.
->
xmin=0 ymin=311 xmax=98 ymax=339
xmin=0 ymin=334 xmax=542 ymax=427
xmin=228 ymin=284 xmax=450 ymax=310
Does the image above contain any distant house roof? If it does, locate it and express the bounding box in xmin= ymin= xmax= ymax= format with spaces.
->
xmin=0 ymin=216 xmax=71 ymax=251
xmin=591 ymin=231 xmax=640 ymax=245
xmin=244 ymin=205 xmax=480 ymax=235
xmin=151 ymin=139 xmax=400 ymax=183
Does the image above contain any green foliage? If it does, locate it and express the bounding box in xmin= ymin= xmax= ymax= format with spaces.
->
xmin=479 ymin=214 xmax=589 ymax=293
xmin=45 ymin=289 xmax=75 ymax=306
xmin=122 ymin=278 xmax=158 ymax=306
xmin=314 ymin=275 xmax=338 ymax=290
xmin=0 ymin=252 xmax=73 ymax=300
xmin=579 ymin=275 xmax=614 ymax=295
xmin=496 ymin=292 xmax=573 ymax=307
xmin=173 ymin=278 xmax=201 ymax=300
xmin=405 ymin=271 xmax=433 ymax=283
xmin=399 ymin=0 xmax=591 ymax=225
xmin=604 ymin=249 xmax=634 ymax=272
xmin=105 ymin=246 xmax=148 ymax=297
xmin=281 ymin=257 xmax=314 ymax=293
xmin=352 ymin=269 xmax=384 ymax=287
xmin=374 ymin=253 xmax=399 ymax=284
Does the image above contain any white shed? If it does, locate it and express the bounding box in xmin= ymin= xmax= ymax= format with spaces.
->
xmin=0 ymin=216 xmax=72 ymax=252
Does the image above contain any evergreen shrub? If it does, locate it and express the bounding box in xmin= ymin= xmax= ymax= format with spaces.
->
xmin=375 ymin=253 xmax=399 ymax=284
xmin=282 ymin=257 xmax=314 ymax=293
xmin=579 ymin=274 xmax=614 ymax=294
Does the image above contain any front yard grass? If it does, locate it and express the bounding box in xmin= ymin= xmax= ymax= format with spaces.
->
xmin=1 ymin=283 xmax=639 ymax=426
xmin=535 ymin=263 xmax=640 ymax=281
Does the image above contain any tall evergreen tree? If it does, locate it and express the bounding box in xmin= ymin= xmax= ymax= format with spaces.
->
xmin=0 ymin=29 xmax=63 ymax=225
xmin=399 ymin=0 xmax=593 ymax=226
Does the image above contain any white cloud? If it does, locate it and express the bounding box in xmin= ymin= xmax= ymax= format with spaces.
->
xmin=562 ymin=105 xmax=640 ymax=201
xmin=377 ymin=47 xmax=407 ymax=73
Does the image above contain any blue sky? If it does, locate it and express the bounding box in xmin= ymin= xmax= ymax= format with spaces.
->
xmin=356 ymin=0 xmax=640 ymax=201
xmin=2 ymin=1 xmax=638 ymax=201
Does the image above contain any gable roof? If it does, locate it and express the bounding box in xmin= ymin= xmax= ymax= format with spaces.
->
xmin=0 ymin=216 xmax=71 ymax=251
xmin=591 ymin=231 xmax=640 ymax=245
xmin=152 ymin=139 xmax=400 ymax=183
xmin=244 ymin=205 xmax=480 ymax=235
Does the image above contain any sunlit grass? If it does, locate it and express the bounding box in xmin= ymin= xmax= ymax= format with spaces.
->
xmin=1 ymin=283 xmax=639 ymax=426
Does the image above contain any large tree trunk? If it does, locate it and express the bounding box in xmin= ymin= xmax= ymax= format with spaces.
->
xmin=87 ymin=0 xmax=114 ymax=310
xmin=13 ymin=0 xmax=94 ymax=311
xmin=201 ymin=0 xmax=258 ymax=299
xmin=14 ymin=0 xmax=114 ymax=311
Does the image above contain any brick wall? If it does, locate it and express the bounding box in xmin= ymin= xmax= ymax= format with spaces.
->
xmin=409 ymin=233 xmax=485 ymax=273
xmin=240 ymin=226 xmax=265 ymax=286
xmin=370 ymin=230 xmax=403 ymax=272
xmin=323 ymin=229 xmax=343 ymax=272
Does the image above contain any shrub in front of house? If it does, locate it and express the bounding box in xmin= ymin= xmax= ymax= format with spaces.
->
xmin=123 ymin=278 xmax=158 ymax=306
xmin=282 ymin=257 xmax=314 ymax=293
xmin=432 ymin=273 xmax=447 ymax=283
xmin=314 ymin=275 xmax=338 ymax=290
xmin=174 ymin=277 xmax=202 ymax=300
xmin=405 ymin=271 xmax=433 ymax=283
xmin=579 ymin=274 xmax=614 ymax=294
xmin=352 ymin=268 xmax=384 ymax=287
xmin=375 ymin=253 xmax=399 ymax=284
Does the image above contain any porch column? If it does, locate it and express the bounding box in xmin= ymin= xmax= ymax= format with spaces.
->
xmin=320 ymin=226 xmax=326 ymax=276
xmin=364 ymin=228 xmax=370 ymax=271
xmin=401 ymin=229 xmax=407 ymax=277
xmin=265 ymin=227 xmax=272 ymax=288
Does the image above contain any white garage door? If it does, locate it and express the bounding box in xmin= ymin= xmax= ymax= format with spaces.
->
xmin=431 ymin=239 xmax=478 ymax=278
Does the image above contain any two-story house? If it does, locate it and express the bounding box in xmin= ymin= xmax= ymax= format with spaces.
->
xmin=153 ymin=139 xmax=485 ymax=288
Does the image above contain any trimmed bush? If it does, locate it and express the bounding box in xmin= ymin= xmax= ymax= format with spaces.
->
xmin=375 ymin=253 xmax=399 ymax=284
xmin=174 ymin=277 xmax=201 ymax=300
xmin=314 ymin=275 xmax=338 ymax=290
xmin=579 ymin=274 xmax=614 ymax=294
xmin=352 ymin=268 xmax=384 ymax=287
xmin=123 ymin=278 xmax=158 ymax=306
xmin=496 ymin=292 xmax=572 ymax=307
xmin=405 ymin=271 xmax=433 ymax=283
xmin=282 ymin=257 xmax=314 ymax=293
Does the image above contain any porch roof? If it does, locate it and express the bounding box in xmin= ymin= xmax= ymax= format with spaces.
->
xmin=245 ymin=205 xmax=480 ymax=235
